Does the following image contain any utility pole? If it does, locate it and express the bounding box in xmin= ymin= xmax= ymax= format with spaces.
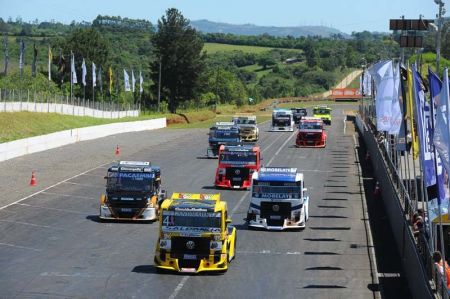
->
xmin=157 ymin=57 xmax=161 ymax=113
xmin=435 ymin=0 xmax=446 ymax=72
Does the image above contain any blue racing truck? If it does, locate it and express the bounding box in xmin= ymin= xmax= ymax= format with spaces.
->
xmin=207 ymin=122 xmax=241 ymax=158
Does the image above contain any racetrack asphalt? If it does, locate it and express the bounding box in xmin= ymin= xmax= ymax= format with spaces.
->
xmin=1 ymin=104 xmax=382 ymax=299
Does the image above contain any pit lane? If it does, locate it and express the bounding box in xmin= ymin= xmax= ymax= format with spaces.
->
xmin=0 ymin=104 xmax=377 ymax=298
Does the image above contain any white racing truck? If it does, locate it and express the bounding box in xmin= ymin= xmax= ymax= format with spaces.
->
xmin=271 ymin=109 xmax=294 ymax=131
xmin=246 ymin=167 xmax=309 ymax=230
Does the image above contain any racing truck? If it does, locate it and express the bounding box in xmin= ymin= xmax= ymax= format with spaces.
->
xmin=232 ymin=114 xmax=259 ymax=142
xmin=207 ymin=122 xmax=241 ymax=158
xmin=215 ymin=144 xmax=261 ymax=189
xmin=271 ymin=108 xmax=294 ymax=131
xmin=313 ymin=105 xmax=332 ymax=125
xmin=246 ymin=167 xmax=309 ymax=230
xmin=295 ymin=117 xmax=327 ymax=148
xmin=99 ymin=161 xmax=166 ymax=221
xmin=291 ymin=108 xmax=307 ymax=124
xmin=154 ymin=193 xmax=237 ymax=273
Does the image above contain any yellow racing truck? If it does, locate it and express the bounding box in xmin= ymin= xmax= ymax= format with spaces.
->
xmin=313 ymin=105 xmax=332 ymax=125
xmin=154 ymin=193 xmax=237 ymax=273
xmin=232 ymin=114 xmax=259 ymax=142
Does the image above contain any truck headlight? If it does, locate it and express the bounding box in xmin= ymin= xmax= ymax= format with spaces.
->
xmin=210 ymin=241 xmax=222 ymax=250
xmin=160 ymin=239 xmax=171 ymax=249
xmin=218 ymin=168 xmax=226 ymax=175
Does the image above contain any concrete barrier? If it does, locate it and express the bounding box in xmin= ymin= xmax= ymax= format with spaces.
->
xmin=0 ymin=102 xmax=139 ymax=118
xmin=0 ymin=118 xmax=166 ymax=162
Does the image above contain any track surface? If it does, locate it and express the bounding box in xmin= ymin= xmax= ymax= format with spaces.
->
xmin=0 ymin=104 xmax=377 ymax=299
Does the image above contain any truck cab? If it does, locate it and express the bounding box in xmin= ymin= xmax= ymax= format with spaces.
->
xmin=271 ymin=109 xmax=294 ymax=131
xmin=296 ymin=117 xmax=327 ymax=148
xmin=313 ymin=105 xmax=332 ymax=125
xmin=291 ymin=108 xmax=307 ymax=124
xmin=232 ymin=115 xmax=259 ymax=142
xmin=99 ymin=161 xmax=165 ymax=221
xmin=215 ymin=144 xmax=261 ymax=189
xmin=246 ymin=167 xmax=309 ymax=230
xmin=154 ymin=193 xmax=237 ymax=273
xmin=207 ymin=122 xmax=241 ymax=158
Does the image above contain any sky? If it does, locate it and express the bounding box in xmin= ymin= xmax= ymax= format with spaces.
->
xmin=0 ymin=0 xmax=439 ymax=34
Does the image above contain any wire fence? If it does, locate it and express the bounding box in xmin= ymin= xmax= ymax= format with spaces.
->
xmin=359 ymin=98 xmax=450 ymax=299
xmin=0 ymin=88 xmax=140 ymax=118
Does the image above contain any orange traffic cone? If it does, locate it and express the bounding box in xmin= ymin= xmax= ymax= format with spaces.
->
xmin=115 ymin=145 xmax=120 ymax=156
xmin=29 ymin=171 xmax=37 ymax=186
xmin=373 ymin=181 xmax=380 ymax=196
xmin=365 ymin=151 xmax=370 ymax=161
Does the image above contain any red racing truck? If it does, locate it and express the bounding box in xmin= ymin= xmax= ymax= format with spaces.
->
xmin=295 ymin=117 xmax=327 ymax=148
xmin=214 ymin=144 xmax=261 ymax=189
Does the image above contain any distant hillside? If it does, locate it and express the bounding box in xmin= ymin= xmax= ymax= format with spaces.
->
xmin=191 ymin=19 xmax=349 ymax=38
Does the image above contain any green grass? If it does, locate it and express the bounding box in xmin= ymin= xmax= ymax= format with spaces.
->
xmin=204 ymin=43 xmax=278 ymax=54
xmin=240 ymin=64 xmax=273 ymax=79
xmin=276 ymin=100 xmax=348 ymax=109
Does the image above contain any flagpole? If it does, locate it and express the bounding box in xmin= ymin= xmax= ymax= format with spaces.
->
xmin=70 ymin=52 xmax=73 ymax=104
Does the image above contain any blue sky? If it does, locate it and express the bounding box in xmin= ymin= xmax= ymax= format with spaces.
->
xmin=0 ymin=0 xmax=438 ymax=34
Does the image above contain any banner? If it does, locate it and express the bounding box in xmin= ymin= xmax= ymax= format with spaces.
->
xmin=109 ymin=67 xmax=113 ymax=95
xmin=92 ymin=62 xmax=96 ymax=87
xmin=389 ymin=63 xmax=402 ymax=135
xmin=81 ymin=58 xmax=87 ymax=86
xmin=139 ymin=71 xmax=143 ymax=93
xmin=124 ymin=69 xmax=131 ymax=92
xmin=406 ymin=69 xmax=419 ymax=159
xmin=48 ymin=46 xmax=52 ymax=81
xmin=362 ymin=69 xmax=372 ymax=96
xmin=131 ymin=70 xmax=136 ymax=93
xmin=98 ymin=66 xmax=103 ymax=94
xmin=71 ymin=52 xmax=77 ymax=84
xmin=32 ymin=43 xmax=37 ymax=77
xmin=413 ymin=67 xmax=436 ymax=187
xmin=19 ymin=40 xmax=25 ymax=76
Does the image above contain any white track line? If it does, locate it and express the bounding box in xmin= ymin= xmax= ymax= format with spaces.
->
xmin=0 ymin=242 xmax=42 ymax=252
xmin=42 ymin=191 xmax=96 ymax=200
xmin=266 ymin=130 xmax=297 ymax=166
xmin=0 ymin=219 xmax=66 ymax=230
xmin=15 ymin=203 xmax=88 ymax=215
xmin=0 ymin=162 xmax=111 ymax=211
xmin=168 ymin=276 xmax=189 ymax=299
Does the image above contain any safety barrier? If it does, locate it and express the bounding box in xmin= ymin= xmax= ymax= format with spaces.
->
xmin=0 ymin=117 xmax=166 ymax=162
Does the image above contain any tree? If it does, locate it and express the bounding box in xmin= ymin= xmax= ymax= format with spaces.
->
xmin=151 ymin=8 xmax=205 ymax=113
xmin=257 ymin=52 xmax=277 ymax=70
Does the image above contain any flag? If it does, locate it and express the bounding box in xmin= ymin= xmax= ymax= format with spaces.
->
xmin=389 ymin=63 xmax=402 ymax=135
xmin=48 ymin=46 xmax=52 ymax=81
xmin=406 ymin=68 xmax=419 ymax=159
xmin=371 ymin=61 xmax=394 ymax=132
xmin=109 ymin=67 xmax=113 ymax=94
xmin=98 ymin=66 xmax=103 ymax=94
xmin=139 ymin=71 xmax=143 ymax=93
xmin=131 ymin=70 xmax=136 ymax=93
xmin=19 ymin=39 xmax=25 ymax=76
xmin=3 ymin=36 xmax=8 ymax=75
xmin=361 ymin=70 xmax=372 ymax=96
xmin=81 ymin=58 xmax=87 ymax=86
xmin=92 ymin=62 xmax=96 ymax=87
xmin=32 ymin=43 xmax=37 ymax=77
xmin=124 ymin=69 xmax=131 ymax=92
xmin=413 ymin=66 xmax=436 ymax=187
xmin=71 ymin=52 xmax=77 ymax=84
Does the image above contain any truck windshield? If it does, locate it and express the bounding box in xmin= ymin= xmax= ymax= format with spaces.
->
xmin=214 ymin=130 xmax=240 ymax=139
xmin=162 ymin=211 xmax=222 ymax=232
xmin=314 ymin=109 xmax=330 ymax=114
xmin=235 ymin=118 xmax=256 ymax=125
xmin=252 ymin=183 xmax=302 ymax=199
xmin=274 ymin=113 xmax=290 ymax=119
xmin=220 ymin=152 xmax=257 ymax=165
xmin=106 ymin=172 xmax=154 ymax=192
xmin=300 ymin=122 xmax=323 ymax=130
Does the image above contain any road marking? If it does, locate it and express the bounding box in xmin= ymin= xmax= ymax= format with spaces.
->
xmin=14 ymin=203 xmax=88 ymax=215
xmin=0 ymin=242 xmax=42 ymax=252
xmin=42 ymin=191 xmax=96 ymax=200
xmin=168 ymin=276 xmax=189 ymax=299
xmin=261 ymin=131 xmax=287 ymax=153
xmin=237 ymin=250 xmax=302 ymax=256
xmin=0 ymin=219 xmax=66 ymax=230
xmin=266 ymin=130 xmax=297 ymax=166
xmin=0 ymin=162 xmax=111 ymax=211
xmin=63 ymin=181 xmax=101 ymax=188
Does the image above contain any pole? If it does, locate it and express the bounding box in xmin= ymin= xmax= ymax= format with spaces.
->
xmin=436 ymin=1 xmax=444 ymax=72
xmin=157 ymin=57 xmax=161 ymax=113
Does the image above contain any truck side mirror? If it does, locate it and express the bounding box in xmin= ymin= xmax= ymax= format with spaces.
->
xmin=303 ymin=188 xmax=308 ymax=192
xmin=226 ymin=218 xmax=232 ymax=224
xmin=104 ymin=176 xmax=108 ymax=179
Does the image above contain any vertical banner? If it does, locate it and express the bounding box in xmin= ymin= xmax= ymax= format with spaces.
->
xmin=124 ymin=69 xmax=131 ymax=92
xmin=81 ymin=58 xmax=87 ymax=86
xmin=98 ymin=66 xmax=103 ymax=94
xmin=92 ymin=62 xmax=96 ymax=87
xmin=71 ymin=52 xmax=77 ymax=84
xmin=413 ymin=67 xmax=436 ymax=187
xmin=139 ymin=71 xmax=143 ymax=93
xmin=48 ymin=46 xmax=52 ymax=81
xmin=389 ymin=62 xmax=402 ymax=135
xmin=407 ymin=69 xmax=419 ymax=159
xmin=32 ymin=43 xmax=37 ymax=77
xmin=131 ymin=70 xmax=136 ymax=93
xmin=109 ymin=67 xmax=113 ymax=95
xmin=363 ymin=69 xmax=372 ymax=96
xmin=19 ymin=40 xmax=25 ymax=76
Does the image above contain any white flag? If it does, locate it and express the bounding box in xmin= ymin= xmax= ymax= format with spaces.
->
xmin=81 ymin=58 xmax=87 ymax=86
xmin=389 ymin=63 xmax=402 ymax=135
xmin=124 ymin=69 xmax=131 ymax=92
xmin=369 ymin=60 xmax=394 ymax=132
xmin=131 ymin=70 xmax=136 ymax=93
xmin=139 ymin=71 xmax=143 ymax=93
xmin=71 ymin=53 xmax=77 ymax=84
xmin=92 ymin=62 xmax=96 ymax=87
